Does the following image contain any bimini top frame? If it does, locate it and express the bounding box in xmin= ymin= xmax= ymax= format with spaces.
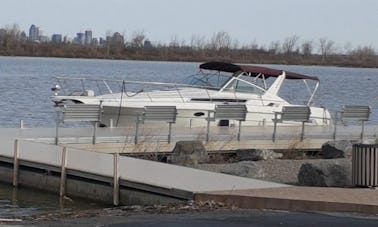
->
xmin=200 ymin=62 xmax=320 ymax=105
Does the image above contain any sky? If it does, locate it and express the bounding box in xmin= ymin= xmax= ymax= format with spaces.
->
xmin=1 ymin=0 xmax=378 ymax=49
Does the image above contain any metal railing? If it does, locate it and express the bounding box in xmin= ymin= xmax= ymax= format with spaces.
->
xmin=333 ymin=105 xmax=371 ymax=141
xmin=56 ymin=102 xmax=103 ymax=145
xmin=272 ymin=106 xmax=311 ymax=142
xmin=54 ymin=77 xmax=301 ymax=106
xmin=206 ymin=104 xmax=247 ymax=141
xmin=135 ymin=106 xmax=177 ymax=144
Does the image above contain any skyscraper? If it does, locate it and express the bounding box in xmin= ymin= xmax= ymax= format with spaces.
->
xmin=84 ymin=30 xmax=92 ymax=45
xmin=75 ymin=32 xmax=85 ymax=45
xmin=51 ymin=34 xmax=62 ymax=43
xmin=29 ymin=24 xmax=39 ymax=41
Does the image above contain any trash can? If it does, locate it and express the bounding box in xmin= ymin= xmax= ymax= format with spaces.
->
xmin=352 ymin=144 xmax=378 ymax=187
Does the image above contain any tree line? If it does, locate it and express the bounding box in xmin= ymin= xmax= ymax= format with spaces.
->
xmin=1 ymin=24 xmax=377 ymax=68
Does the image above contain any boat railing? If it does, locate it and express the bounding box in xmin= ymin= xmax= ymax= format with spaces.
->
xmin=54 ymin=77 xmax=222 ymax=102
xmin=54 ymin=77 xmax=317 ymax=107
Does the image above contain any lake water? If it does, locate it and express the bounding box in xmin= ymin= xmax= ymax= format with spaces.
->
xmin=0 ymin=56 xmax=377 ymax=128
xmin=0 ymin=56 xmax=378 ymax=217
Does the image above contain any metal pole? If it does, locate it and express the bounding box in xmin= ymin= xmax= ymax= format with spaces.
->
xmin=93 ymin=122 xmax=98 ymax=144
xmin=168 ymin=122 xmax=172 ymax=144
xmin=59 ymin=147 xmax=67 ymax=197
xmin=206 ymin=111 xmax=211 ymax=142
xmin=13 ymin=139 xmax=19 ymax=187
xmin=272 ymin=112 xmax=278 ymax=142
xmin=333 ymin=112 xmax=338 ymax=141
xmin=113 ymin=153 xmax=120 ymax=206
xmin=237 ymin=120 xmax=242 ymax=141
xmin=300 ymin=121 xmax=305 ymax=141
xmin=19 ymin=120 xmax=24 ymax=129
xmin=361 ymin=120 xmax=365 ymax=142
xmin=109 ymin=119 xmax=114 ymax=128
xmin=55 ymin=111 xmax=60 ymax=145
xmin=135 ymin=113 xmax=140 ymax=144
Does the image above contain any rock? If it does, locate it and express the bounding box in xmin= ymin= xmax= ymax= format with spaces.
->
xmin=197 ymin=161 xmax=265 ymax=179
xmin=321 ymin=140 xmax=355 ymax=159
xmin=220 ymin=161 xmax=265 ymax=178
xmin=236 ymin=149 xmax=283 ymax=161
xmin=170 ymin=141 xmax=208 ymax=167
xmin=297 ymin=160 xmax=352 ymax=187
xmin=361 ymin=139 xmax=378 ymax=144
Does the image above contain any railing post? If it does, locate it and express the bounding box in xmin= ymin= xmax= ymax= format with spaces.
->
xmin=55 ymin=111 xmax=60 ymax=145
xmin=206 ymin=111 xmax=211 ymax=142
xmin=168 ymin=122 xmax=172 ymax=144
xmin=59 ymin=147 xmax=67 ymax=197
xmin=93 ymin=122 xmax=98 ymax=144
xmin=333 ymin=111 xmax=338 ymax=141
xmin=300 ymin=121 xmax=305 ymax=141
xmin=237 ymin=120 xmax=242 ymax=141
xmin=13 ymin=139 xmax=19 ymax=187
xmin=361 ymin=120 xmax=365 ymax=142
xmin=109 ymin=119 xmax=114 ymax=128
xmin=272 ymin=112 xmax=278 ymax=142
xmin=135 ymin=113 xmax=141 ymax=144
xmin=113 ymin=153 xmax=120 ymax=206
xmin=19 ymin=120 xmax=24 ymax=129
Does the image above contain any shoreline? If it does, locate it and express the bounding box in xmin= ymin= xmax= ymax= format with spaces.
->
xmin=1 ymin=53 xmax=377 ymax=69
xmin=3 ymin=203 xmax=378 ymax=226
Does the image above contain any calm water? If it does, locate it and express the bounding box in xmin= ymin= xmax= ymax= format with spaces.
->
xmin=0 ymin=182 xmax=104 ymax=218
xmin=0 ymin=56 xmax=377 ymax=128
xmin=0 ymin=56 xmax=378 ymax=217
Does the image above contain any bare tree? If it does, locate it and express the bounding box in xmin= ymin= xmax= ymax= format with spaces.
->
xmin=268 ymin=41 xmax=281 ymax=54
xmin=0 ymin=24 xmax=22 ymax=51
xmin=190 ymin=34 xmax=206 ymax=50
xmin=282 ymin=35 xmax=300 ymax=55
xmin=319 ymin=38 xmax=335 ymax=60
xmin=247 ymin=39 xmax=259 ymax=50
xmin=131 ymin=30 xmax=145 ymax=48
xmin=301 ymin=40 xmax=313 ymax=56
xmin=351 ymin=45 xmax=376 ymax=58
xmin=232 ymin=39 xmax=239 ymax=50
xmin=343 ymin=42 xmax=353 ymax=54
xmin=209 ymin=31 xmax=232 ymax=51
xmin=169 ymin=35 xmax=180 ymax=47
xmin=107 ymin=32 xmax=124 ymax=55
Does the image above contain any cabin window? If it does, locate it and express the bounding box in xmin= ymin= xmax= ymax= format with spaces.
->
xmin=181 ymin=73 xmax=231 ymax=89
xmin=224 ymin=80 xmax=262 ymax=94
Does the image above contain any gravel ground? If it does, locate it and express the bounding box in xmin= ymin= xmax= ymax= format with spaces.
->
xmin=198 ymin=157 xmax=352 ymax=185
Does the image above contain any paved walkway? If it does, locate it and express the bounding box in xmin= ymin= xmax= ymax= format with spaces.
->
xmin=196 ymin=186 xmax=378 ymax=214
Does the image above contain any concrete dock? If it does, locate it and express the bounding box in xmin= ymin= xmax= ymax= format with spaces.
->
xmin=1 ymin=125 xmax=378 ymax=215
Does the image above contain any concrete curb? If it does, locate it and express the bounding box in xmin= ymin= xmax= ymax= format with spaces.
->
xmin=195 ymin=187 xmax=378 ymax=215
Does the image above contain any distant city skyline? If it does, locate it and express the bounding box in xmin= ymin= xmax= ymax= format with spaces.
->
xmin=1 ymin=0 xmax=378 ymax=49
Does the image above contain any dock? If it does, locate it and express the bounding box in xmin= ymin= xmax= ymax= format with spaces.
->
xmin=1 ymin=124 xmax=378 ymax=214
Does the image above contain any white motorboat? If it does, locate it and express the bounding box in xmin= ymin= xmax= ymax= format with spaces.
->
xmin=51 ymin=62 xmax=331 ymax=127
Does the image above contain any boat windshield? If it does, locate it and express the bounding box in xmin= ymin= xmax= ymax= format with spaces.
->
xmin=223 ymin=79 xmax=264 ymax=95
xmin=180 ymin=73 xmax=231 ymax=90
